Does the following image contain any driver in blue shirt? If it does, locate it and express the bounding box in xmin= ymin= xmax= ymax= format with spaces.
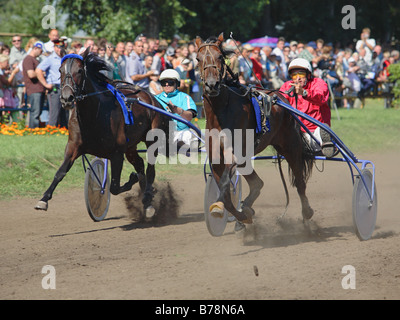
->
xmin=154 ymin=69 xmax=198 ymax=150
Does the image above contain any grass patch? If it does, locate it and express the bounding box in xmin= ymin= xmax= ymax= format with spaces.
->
xmin=0 ymin=98 xmax=399 ymax=200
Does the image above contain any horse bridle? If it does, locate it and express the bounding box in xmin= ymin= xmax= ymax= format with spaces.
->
xmin=197 ymin=43 xmax=226 ymax=84
xmin=60 ymin=54 xmax=87 ymax=103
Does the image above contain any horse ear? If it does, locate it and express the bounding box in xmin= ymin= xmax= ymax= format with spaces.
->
xmin=81 ymin=46 xmax=91 ymax=60
xmin=217 ymin=32 xmax=224 ymax=44
xmin=195 ymin=36 xmax=204 ymax=50
xmin=59 ymin=48 xmax=66 ymax=58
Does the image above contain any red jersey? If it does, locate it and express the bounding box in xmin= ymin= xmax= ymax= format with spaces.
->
xmin=280 ymin=77 xmax=331 ymax=132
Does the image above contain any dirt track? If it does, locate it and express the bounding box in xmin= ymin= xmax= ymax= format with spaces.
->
xmin=1 ymin=151 xmax=399 ymax=300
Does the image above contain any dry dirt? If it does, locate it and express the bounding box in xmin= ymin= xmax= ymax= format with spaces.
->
xmin=1 ymin=151 xmax=399 ymax=300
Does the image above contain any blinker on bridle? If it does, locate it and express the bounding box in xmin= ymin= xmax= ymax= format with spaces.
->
xmin=197 ymin=43 xmax=226 ymax=83
xmin=60 ymin=54 xmax=86 ymax=103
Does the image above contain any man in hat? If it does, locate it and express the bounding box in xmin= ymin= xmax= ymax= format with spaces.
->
xmin=22 ymin=41 xmax=46 ymax=128
xmin=239 ymin=44 xmax=254 ymax=84
xmin=280 ymin=58 xmax=335 ymax=158
xmin=36 ymin=38 xmax=69 ymax=127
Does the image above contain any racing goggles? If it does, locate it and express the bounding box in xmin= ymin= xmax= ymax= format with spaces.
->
xmin=160 ymin=79 xmax=176 ymax=87
xmin=290 ymin=70 xmax=307 ymax=80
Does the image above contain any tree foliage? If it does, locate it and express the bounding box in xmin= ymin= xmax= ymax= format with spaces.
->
xmin=0 ymin=0 xmax=399 ymax=47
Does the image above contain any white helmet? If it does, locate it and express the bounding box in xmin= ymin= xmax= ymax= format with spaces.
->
xmin=288 ymin=58 xmax=312 ymax=73
xmin=159 ymin=69 xmax=181 ymax=82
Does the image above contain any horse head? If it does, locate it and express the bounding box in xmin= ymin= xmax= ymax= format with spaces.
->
xmin=195 ymin=33 xmax=226 ymax=97
xmin=59 ymin=47 xmax=90 ymax=109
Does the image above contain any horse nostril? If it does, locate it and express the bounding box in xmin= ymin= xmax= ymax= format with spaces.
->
xmin=67 ymin=95 xmax=74 ymax=102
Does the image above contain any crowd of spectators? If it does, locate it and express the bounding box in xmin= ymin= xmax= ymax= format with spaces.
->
xmin=0 ymin=27 xmax=399 ymax=127
xmin=227 ymin=28 xmax=399 ymax=108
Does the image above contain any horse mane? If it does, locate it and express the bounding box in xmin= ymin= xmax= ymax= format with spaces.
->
xmin=84 ymin=53 xmax=113 ymax=84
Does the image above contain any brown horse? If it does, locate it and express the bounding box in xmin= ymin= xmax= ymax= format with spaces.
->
xmin=196 ymin=33 xmax=314 ymax=224
xmin=34 ymin=48 xmax=170 ymax=218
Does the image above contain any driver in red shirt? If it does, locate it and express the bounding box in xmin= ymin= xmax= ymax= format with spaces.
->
xmin=280 ymin=58 xmax=336 ymax=157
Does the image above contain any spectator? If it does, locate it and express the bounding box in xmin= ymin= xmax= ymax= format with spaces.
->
xmin=70 ymin=41 xmax=83 ymax=54
xmin=164 ymin=47 xmax=176 ymax=70
xmin=272 ymin=37 xmax=288 ymax=79
xmin=316 ymin=39 xmax=324 ymax=56
xmin=288 ymin=41 xmax=298 ymax=60
xmin=102 ymin=43 xmax=115 ymax=79
xmin=0 ymin=44 xmax=10 ymax=55
xmin=297 ymin=42 xmax=305 ymax=54
xmin=356 ymin=28 xmax=376 ymax=65
xmin=283 ymin=45 xmax=291 ymax=67
xmin=9 ymin=35 xmax=26 ymax=66
xmin=175 ymin=58 xmax=192 ymax=92
xmin=151 ymin=43 xmax=167 ymax=74
xmin=36 ymin=38 xmax=69 ymax=128
xmin=98 ymin=46 xmax=106 ymax=58
xmin=391 ymin=50 xmax=400 ymax=64
xmin=144 ymin=55 xmax=153 ymax=73
xmin=22 ymin=41 xmax=46 ymax=128
xmin=250 ymin=47 xmax=267 ymax=86
xmin=149 ymin=71 xmax=162 ymax=95
xmin=125 ymin=42 xmax=134 ymax=57
xmin=44 ymin=29 xmax=59 ymax=54
xmin=238 ymin=44 xmax=254 ymax=85
xmin=114 ymin=42 xmax=126 ymax=80
xmin=0 ymin=54 xmax=20 ymax=121
xmin=91 ymin=44 xmax=99 ymax=55
xmin=266 ymin=54 xmax=284 ymax=89
xmin=356 ymin=47 xmax=376 ymax=102
xmin=125 ymin=40 xmax=153 ymax=89
xmin=24 ymin=37 xmax=39 ymax=55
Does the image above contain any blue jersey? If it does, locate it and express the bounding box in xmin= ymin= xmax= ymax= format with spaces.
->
xmin=37 ymin=51 xmax=62 ymax=85
xmin=155 ymin=90 xmax=197 ymax=131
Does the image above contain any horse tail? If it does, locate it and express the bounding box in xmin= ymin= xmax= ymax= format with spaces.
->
xmin=288 ymin=120 xmax=315 ymax=187
xmin=277 ymin=154 xmax=290 ymax=212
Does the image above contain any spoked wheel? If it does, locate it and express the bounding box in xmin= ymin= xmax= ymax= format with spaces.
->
xmin=352 ymin=169 xmax=377 ymax=240
xmin=84 ymin=158 xmax=111 ymax=222
xmin=204 ymin=173 xmax=242 ymax=237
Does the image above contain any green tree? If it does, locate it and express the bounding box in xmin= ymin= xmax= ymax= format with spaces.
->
xmin=57 ymin=0 xmax=195 ymax=43
xmin=0 ymin=0 xmax=60 ymax=38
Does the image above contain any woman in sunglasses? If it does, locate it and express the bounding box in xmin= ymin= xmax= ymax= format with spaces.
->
xmin=280 ymin=58 xmax=335 ymax=157
xmin=155 ymin=69 xmax=198 ymax=152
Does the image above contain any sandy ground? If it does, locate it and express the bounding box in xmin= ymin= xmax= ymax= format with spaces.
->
xmin=0 ymin=151 xmax=399 ymax=300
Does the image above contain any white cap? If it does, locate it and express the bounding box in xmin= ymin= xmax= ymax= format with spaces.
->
xmin=160 ymin=69 xmax=181 ymax=82
xmin=288 ymin=58 xmax=312 ymax=73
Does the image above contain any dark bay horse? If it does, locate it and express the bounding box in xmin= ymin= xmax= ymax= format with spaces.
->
xmin=196 ymin=33 xmax=314 ymax=224
xmin=34 ymin=47 xmax=170 ymax=218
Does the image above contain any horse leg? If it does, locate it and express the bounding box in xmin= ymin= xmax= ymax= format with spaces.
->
xmin=281 ymin=148 xmax=314 ymax=220
xmin=34 ymin=143 xmax=81 ymax=211
xmin=210 ymin=164 xmax=253 ymax=224
xmin=109 ymin=152 xmax=139 ymax=195
xmin=241 ymin=167 xmax=264 ymax=214
xmin=126 ymin=148 xmax=156 ymax=219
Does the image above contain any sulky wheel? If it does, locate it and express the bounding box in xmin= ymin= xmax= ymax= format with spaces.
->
xmin=84 ymin=158 xmax=111 ymax=222
xmin=352 ymin=169 xmax=377 ymax=241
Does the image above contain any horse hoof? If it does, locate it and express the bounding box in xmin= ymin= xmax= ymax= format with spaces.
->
xmin=34 ymin=201 xmax=48 ymax=211
xmin=240 ymin=207 xmax=254 ymax=224
xmin=209 ymin=201 xmax=224 ymax=218
xmin=302 ymin=206 xmax=314 ymax=220
xmin=234 ymin=221 xmax=246 ymax=233
xmin=145 ymin=205 xmax=156 ymax=219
